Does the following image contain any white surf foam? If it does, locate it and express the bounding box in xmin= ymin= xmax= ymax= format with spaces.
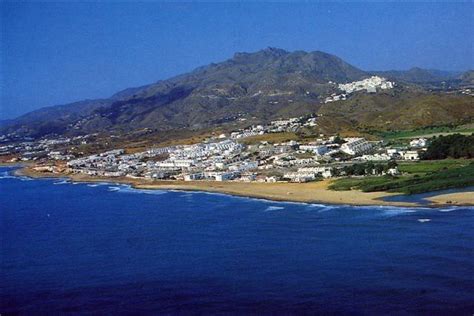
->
xmin=379 ymin=207 xmax=418 ymax=217
xmin=54 ymin=180 xmax=69 ymax=185
xmin=317 ymin=205 xmax=338 ymax=212
xmin=417 ymin=218 xmax=431 ymax=223
xmin=438 ymin=207 xmax=459 ymax=212
xmin=0 ymin=174 xmax=17 ymax=179
xmin=110 ymin=185 xmax=168 ymax=195
xmin=264 ymin=206 xmax=285 ymax=212
xmin=306 ymin=204 xmax=327 ymax=209
xmin=0 ymin=171 xmax=19 ymax=179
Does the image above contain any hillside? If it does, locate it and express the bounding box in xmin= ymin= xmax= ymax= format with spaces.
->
xmin=1 ymin=48 xmax=473 ymax=139
xmin=317 ymin=88 xmax=474 ymax=134
xmin=459 ymin=70 xmax=474 ymax=86
xmin=374 ymin=67 xmax=459 ymax=83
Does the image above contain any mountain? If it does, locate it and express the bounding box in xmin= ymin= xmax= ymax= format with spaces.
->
xmin=1 ymin=48 xmax=368 ymax=137
xmin=2 ymin=48 xmax=473 ymax=139
xmin=374 ymin=67 xmax=460 ymax=83
xmin=0 ymin=99 xmax=113 ymax=137
xmin=459 ymin=70 xmax=474 ymax=86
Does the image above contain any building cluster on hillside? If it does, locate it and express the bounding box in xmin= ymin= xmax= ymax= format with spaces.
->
xmin=324 ymin=93 xmax=347 ymax=103
xmin=325 ymin=76 xmax=395 ymax=103
xmin=460 ymin=88 xmax=474 ymax=96
xmin=338 ymin=76 xmax=394 ymax=94
xmin=1 ymin=114 xmax=432 ymax=183
xmin=59 ymin=134 xmax=426 ymax=183
xmin=0 ymin=134 xmax=96 ymax=162
xmin=226 ymin=115 xmax=320 ymax=140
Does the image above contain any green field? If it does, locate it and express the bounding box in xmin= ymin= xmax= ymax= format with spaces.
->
xmin=329 ymin=176 xmax=395 ymax=191
xmin=398 ymin=159 xmax=470 ymax=173
xmin=372 ymin=125 xmax=474 ymax=140
xmin=329 ymin=160 xmax=474 ymax=194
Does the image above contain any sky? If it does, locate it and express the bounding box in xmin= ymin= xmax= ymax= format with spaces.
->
xmin=1 ymin=2 xmax=473 ymax=119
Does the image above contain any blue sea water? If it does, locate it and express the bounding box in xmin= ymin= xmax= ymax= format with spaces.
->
xmin=1 ymin=167 xmax=473 ymax=315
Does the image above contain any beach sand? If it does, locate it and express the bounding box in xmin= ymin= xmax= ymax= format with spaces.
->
xmin=14 ymin=166 xmax=422 ymax=207
xmin=427 ymin=192 xmax=474 ymax=206
xmin=134 ymin=180 xmax=416 ymax=206
xmin=13 ymin=166 xmax=473 ymax=207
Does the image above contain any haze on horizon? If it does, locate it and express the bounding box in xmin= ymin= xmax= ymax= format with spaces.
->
xmin=1 ymin=1 xmax=473 ymax=119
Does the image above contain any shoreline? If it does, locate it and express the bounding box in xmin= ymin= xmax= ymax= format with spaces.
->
xmin=9 ymin=165 xmax=472 ymax=207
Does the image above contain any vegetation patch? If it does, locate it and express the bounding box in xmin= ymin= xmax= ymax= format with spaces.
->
xmin=370 ymin=124 xmax=473 ymax=140
xmin=330 ymin=162 xmax=474 ymax=194
xmin=422 ymin=133 xmax=474 ymax=159
xmin=398 ymin=159 xmax=470 ymax=174
xmin=328 ymin=176 xmax=396 ymax=191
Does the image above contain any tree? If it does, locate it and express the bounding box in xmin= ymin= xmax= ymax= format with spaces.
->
xmin=375 ymin=164 xmax=385 ymax=175
xmin=333 ymin=135 xmax=346 ymax=145
xmin=354 ymin=163 xmax=366 ymax=176
xmin=422 ymin=134 xmax=474 ymax=160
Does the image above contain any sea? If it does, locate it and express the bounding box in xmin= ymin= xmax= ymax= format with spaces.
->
xmin=1 ymin=166 xmax=473 ymax=315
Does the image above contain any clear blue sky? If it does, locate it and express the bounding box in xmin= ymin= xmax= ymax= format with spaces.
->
xmin=1 ymin=2 xmax=473 ymax=119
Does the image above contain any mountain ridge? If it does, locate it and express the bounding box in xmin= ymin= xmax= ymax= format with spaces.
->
xmin=2 ymin=48 xmax=473 ymax=139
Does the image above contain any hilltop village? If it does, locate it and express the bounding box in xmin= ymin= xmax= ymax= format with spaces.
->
xmin=1 ymin=114 xmax=427 ymax=184
xmin=324 ymin=76 xmax=395 ymax=103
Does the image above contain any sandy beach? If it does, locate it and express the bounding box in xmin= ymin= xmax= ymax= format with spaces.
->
xmin=10 ymin=166 xmax=474 ymax=207
xmin=12 ymin=166 xmax=430 ymax=207
xmin=427 ymin=192 xmax=474 ymax=206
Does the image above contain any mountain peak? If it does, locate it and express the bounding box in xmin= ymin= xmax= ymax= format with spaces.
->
xmin=233 ymin=47 xmax=289 ymax=60
xmin=261 ymin=47 xmax=288 ymax=55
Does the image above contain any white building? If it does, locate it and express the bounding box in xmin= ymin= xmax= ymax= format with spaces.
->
xmin=403 ymin=151 xmax=420 ymax=160
xmin=298 ymin=166 xmax=334 ymax=178
xmin=410 ymin=138 xmax=427 ymax=148
xmin=340 ymin=138 xmax=373 ymax=156
xmin=184 ymin=173 xmax=204 ymax=181
xmin=283 ymin=172 xmax=316 ymax=183
xmin=215 ymin=172 xmax=238 ymax=181
xmin=356 ymin=153 xmax=391 ymax=161
xmin=299 ymin=144 xmax=328 ymax=155
xmin=338 ymin=76 xmax=394 ymax=94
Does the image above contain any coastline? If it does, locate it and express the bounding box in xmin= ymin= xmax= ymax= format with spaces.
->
xmin=7 ymin=164 xmax=473 ymax=207
xmin=426 ymin=192 xmax=474 ymax=206
xmin=12 ymin=165 xmax=466 ymax=208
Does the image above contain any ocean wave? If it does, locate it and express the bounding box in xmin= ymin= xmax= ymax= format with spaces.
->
xmin=54 ymin=180 xmax=69 ymax=185
xmin=438 ymin=207 xmax=460 ymax=212
xmin=317 ymin=205 xmax=338 ymax=212
xmin=109 ymin=185 xmax=168 ymax=195
xmin=306 ymin=204 xmax=328 ymax=208
xmin=304 ymin=203 xmax=335 ymax=212
xmin=264 ymin=206 xmax=285 ymax=212
xmin=134 ymin=189 xmax=168 ymax=195
xmin=0 ymin=170 xmax=34 ymax=181
xmin=417 ymin=218 xmax=431 ymax=223
xmin=379 ymin=207 xmax=418 ymax=217
xmin=0 ymin=174 xmax=17 ymax=179
xmin=0 ymin=171 xmax=18 ymax=179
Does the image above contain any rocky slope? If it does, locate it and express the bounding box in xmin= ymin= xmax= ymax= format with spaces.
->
xmin=2 ymin=48 xmax=473 ymax=139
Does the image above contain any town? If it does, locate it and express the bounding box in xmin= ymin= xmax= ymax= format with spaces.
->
xmin=1 ymin=115 xmax=427 ymax=184
xmin=324 ymin=76 xmax=395 ymax=103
